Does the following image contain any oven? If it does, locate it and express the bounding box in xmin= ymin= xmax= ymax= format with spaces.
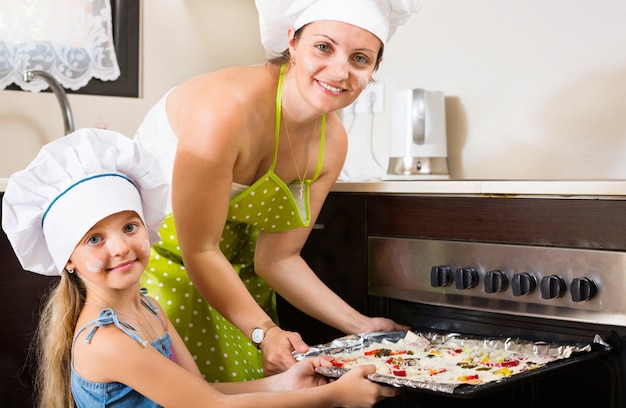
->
xmin=279 ymin=190 xmax=626 ymax=408
xmin=368 ymin=236 xmax=626 ymax=407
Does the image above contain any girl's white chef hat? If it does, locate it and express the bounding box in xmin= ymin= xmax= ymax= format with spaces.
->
xmin=1 ymin=128 xmax=168 ymax=276
xmin=256 ymin=0 xmax=421 ymax=54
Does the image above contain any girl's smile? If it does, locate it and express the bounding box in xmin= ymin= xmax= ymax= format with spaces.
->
xmin=107 ymin=259 xmax=138 ymax=273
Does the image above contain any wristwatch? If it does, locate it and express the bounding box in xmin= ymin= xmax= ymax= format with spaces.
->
xmin=251 ymin=321 xmax=277 ymax=348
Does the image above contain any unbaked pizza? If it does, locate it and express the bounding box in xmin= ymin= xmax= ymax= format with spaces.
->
xmin=317 ymin=331 xmax=574 ymax=387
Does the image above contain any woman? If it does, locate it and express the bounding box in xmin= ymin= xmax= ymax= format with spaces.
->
xmin=135 ymin=0 xmax=420 ymax=382
xmin=1 ymin=128 xmax=397 ymax=408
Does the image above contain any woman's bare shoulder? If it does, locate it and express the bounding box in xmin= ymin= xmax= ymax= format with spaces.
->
xmin=169 ymin=65 xmax=278 ymax=132
xmin=174 ymin=65 xmax=277 ymax=105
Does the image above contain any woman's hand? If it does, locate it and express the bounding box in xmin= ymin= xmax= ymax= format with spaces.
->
xmin=260 ymin=327 xmax=309 ymax=375
xmin=358 ymin=317 xmax=411 ymax=334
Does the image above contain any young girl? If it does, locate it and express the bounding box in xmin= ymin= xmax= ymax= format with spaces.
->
xmin=1 ymin=128 xmax=399 ymax=408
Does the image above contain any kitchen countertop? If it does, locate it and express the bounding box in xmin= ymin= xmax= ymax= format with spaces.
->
xmin=3 ymin=177 xmax=626 ymax=198
xmin=332 ymin=179 xmax=626 ymax=198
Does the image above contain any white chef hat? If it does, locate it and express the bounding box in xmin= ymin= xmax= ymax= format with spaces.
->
xmin=1 ymin=128 xmax=168 ymax=276
xmin=256 ymin=0 xmax=421 ymax=54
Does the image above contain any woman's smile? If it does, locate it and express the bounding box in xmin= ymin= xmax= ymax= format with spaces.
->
xmin=316 ymin=79 xmax=345 ymax=94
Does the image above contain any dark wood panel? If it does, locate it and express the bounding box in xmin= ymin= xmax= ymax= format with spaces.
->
xmin=368 ymin=195 xmax=626 ymax=251
xmin=277 ymin=193 xmax=368 ymax=345
xmin=0 ymin=193 xmax=56 ymax=408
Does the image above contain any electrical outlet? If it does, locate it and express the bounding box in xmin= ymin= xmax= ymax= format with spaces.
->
xmin=352 ymin=82 xmax=384 ymax=114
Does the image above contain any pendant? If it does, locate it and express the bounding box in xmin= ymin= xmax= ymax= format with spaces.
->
xmin=299 ymin=182 xmax=304 ymax=199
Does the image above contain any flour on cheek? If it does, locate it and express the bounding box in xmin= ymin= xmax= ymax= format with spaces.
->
xmin=356 ymin=73 xmax=369 ymax=90
xmin=85 ymin=258 xmax=104 ymax=273
xmin=141 ymin=239 xmax=150 ymax=257
xmin=303 ymin=56 xmax=317 ymax=73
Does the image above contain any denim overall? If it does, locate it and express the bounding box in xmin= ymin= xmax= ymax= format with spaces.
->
xmin=71 ymin=294 xmax=174 ymax=407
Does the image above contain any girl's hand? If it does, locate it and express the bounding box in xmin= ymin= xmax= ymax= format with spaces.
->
xmin=332 ymin=364 xmax=401 ymax=407
xmin=260 ymin=327 xmax=309 ymax=375
xmin=268 ymin=357 xmax=331 ymax=392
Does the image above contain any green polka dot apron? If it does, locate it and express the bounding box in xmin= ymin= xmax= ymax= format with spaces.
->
xmin=141 ymin=64 xmax=326 ymax=382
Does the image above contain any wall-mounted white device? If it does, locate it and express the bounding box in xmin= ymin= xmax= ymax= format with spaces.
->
xmin=386 ymin=88 xmax=449 ymax=179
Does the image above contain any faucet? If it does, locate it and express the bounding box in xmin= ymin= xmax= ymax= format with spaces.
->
xmin=22 ymin=70 xmax=75 ymax=135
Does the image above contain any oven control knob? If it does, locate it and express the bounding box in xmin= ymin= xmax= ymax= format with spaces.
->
xmin=431 ymin=265 xmax=453 ymax=287
xmin=455 ymin=267 xmax=479 ymax=290
xmin=540 ymin=275 xmax=566 ymax=299
xmin=484 ymin=270 xmax=508 ymax=293
xmin=511 ymin=272 xmax=537 ymax=296
xmin=570 ymin=277 xmax=597 ymax=302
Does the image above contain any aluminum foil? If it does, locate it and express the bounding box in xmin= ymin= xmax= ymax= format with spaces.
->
xmin=295 ymin=331 xmax=604 ymax=394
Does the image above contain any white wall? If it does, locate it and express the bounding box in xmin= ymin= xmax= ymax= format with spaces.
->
xmin=2 ymin=0 xmax=626 ymax=180
xmin=355 ymin=0 xmax=626 ymax=180
xmin=0 ymin=1 xmax=265 ymax=177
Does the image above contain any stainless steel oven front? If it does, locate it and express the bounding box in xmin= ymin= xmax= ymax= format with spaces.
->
xmin=368 ymin=237 xmax=626 ymax=407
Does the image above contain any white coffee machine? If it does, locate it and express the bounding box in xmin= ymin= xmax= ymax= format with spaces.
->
xmin=386 ymin=88 xmax=449 ymax=179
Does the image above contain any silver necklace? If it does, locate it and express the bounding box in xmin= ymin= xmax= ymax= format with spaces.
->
xmin=282 ymin=109 xmax=310 ymax=199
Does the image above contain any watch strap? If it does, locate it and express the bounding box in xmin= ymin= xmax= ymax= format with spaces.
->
xmin=259 ymin=320 xmax=277 ymax=332
xmin=252 ymin=320 xmax=277 ymax=347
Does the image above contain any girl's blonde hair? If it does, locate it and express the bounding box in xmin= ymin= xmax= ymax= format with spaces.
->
xmin=31 ymin=270 xmax=86 ymax=408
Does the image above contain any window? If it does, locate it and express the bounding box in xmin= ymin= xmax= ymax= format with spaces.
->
xmin=4 ymin=0 xmax=140 ymax=98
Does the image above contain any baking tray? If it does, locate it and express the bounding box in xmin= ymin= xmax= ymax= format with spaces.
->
xmin=295 ymin=330 xmax=611 ymax=398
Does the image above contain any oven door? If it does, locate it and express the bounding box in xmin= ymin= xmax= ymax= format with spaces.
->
xmin=369 ymin=300 xmax=626 ymax=408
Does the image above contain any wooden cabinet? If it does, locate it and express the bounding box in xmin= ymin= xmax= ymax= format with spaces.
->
xmin=0 ymin=193 xmax=57 ymax=408
xmin=276 ymin=193 xmax=368 ymax=345
xmin=367 ymin=194 xmax=626 ymax=250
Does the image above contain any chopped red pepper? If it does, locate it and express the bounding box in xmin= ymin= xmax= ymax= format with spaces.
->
xmin=364 ymin=348 xmax=393 ymax=357
xmin=363 ymin=349 xmax=407 ymax=357
xmin=392 ymin=369 xmax=407 ymax=377
xmin=487 ymin=359 xmax=520 ymax=368
xmin=429 ymin=368 xmax=447 ymax=376
xmin=499 ymin=359 xmax=520 ymax=368
xmin=330 ymin=359 xmax=345 ymax=368
xmin=458 ymin=374 xmax=479 ymax=382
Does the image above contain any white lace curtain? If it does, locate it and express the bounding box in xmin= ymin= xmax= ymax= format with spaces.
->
xmin=0 ymin=0 xmax=120 ymax=92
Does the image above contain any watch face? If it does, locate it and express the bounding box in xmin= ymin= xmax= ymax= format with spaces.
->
xmin=252 ymin=328 xmax=264 ymax=344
